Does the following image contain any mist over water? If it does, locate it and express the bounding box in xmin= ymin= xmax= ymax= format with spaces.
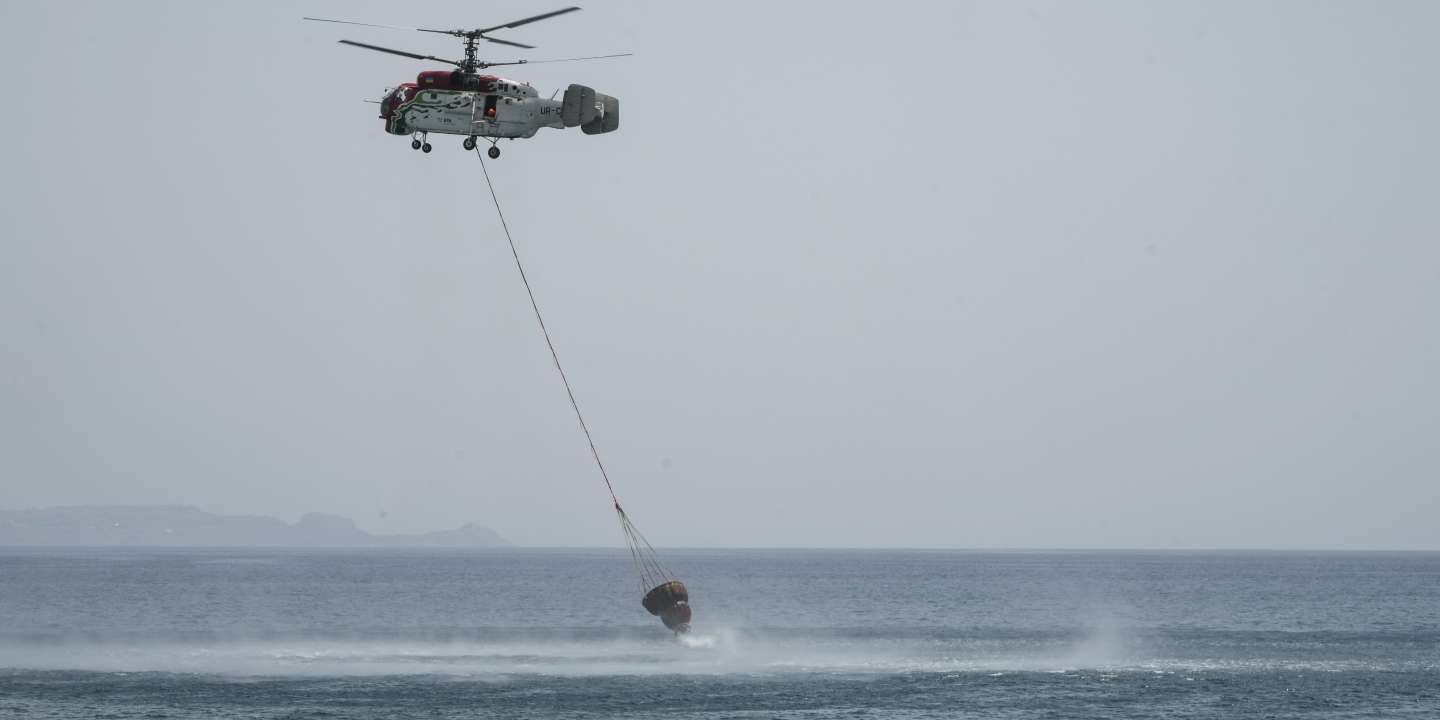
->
xmin=2 ymin=548 xmax=1438 ymax=717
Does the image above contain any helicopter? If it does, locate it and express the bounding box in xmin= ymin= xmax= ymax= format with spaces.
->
xmin=304 ymin=7 xmax=628 ymax=158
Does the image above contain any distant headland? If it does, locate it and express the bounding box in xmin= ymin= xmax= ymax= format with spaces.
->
xmin=0 ymin=505 xmax=506 ymax=547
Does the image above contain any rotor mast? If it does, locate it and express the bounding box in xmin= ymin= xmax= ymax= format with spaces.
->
xmin=462 ymin=34 xmax=482 ymax=73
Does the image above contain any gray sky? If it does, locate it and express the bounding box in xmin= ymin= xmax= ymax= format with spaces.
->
xmin=2 ymin=1 xmax=1437 ymax=549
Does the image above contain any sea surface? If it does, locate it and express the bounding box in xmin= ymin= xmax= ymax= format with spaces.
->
xmin=1 ymin=548 xmax=1437 ymax=718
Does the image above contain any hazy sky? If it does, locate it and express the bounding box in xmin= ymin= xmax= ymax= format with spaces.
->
xmin=2 ymin=1 xmax=1437 ymax=549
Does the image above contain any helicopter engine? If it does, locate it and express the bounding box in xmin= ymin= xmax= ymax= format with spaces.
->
xmin=415 ymin=70 xmax=501 ymax=93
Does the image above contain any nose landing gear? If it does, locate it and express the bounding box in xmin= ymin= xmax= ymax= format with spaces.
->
xmin=411 ymin=133 xmax=432 ymax=153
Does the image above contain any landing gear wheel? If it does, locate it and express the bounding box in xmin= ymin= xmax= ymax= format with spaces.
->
xmin=463 ymin=136 xmax=477 ymax=151
xmin=421 ymin=143 xmax=433 ymax=153
xmin=487 ymin=145 xmax=501 ymax=159
xmin=411 ymin=139 xmax=422 ymax=150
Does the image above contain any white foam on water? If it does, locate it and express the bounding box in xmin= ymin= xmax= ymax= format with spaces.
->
xmin=0 ymin=626 xmax=1419 ymax=677
xmin=677 ymin=632 xmax=719 ymax=649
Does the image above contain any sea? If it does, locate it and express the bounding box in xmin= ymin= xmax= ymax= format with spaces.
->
xmin=1 ymin=548 xmax=1437 ymax=719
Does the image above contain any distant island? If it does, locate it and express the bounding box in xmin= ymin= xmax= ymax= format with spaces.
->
xmin=0 ymin=505 xmax=506 ymax=547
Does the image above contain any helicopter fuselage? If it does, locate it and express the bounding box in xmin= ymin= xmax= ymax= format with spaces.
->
xmin=382 ymin=74 xmax=561 ymax=140
xmin=380 ymin=71 xmax=616 ymax=153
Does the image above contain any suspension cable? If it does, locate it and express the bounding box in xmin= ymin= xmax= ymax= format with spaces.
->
xmin=474 ymin=147 xmax=623 ymax=509
xmin=475 ymin=148 xmax=677 ymax=592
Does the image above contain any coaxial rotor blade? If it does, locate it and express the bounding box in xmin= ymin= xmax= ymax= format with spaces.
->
xmin=482 ymin=36 xmax=537 ymax=49
xmin=306 ymin=16 xmax=459 ymax=39
xmin=477 ymin=7 xmax=581 ymax=34
xmin=520 ymin=52 xmax=633 ymax=64
xmin=337 ymin=40 xmax=461 ymax=66
xmin=410 ymin=28 xmax=534 ymax=47
xmin=303 ymin=17 xmax=418 ymax=31
xmin=477 ymin=53 xmax=630 ymax=69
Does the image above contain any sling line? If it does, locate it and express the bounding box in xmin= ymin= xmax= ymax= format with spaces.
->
xmin=474 ymin=148 xmax=674 ymax=592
